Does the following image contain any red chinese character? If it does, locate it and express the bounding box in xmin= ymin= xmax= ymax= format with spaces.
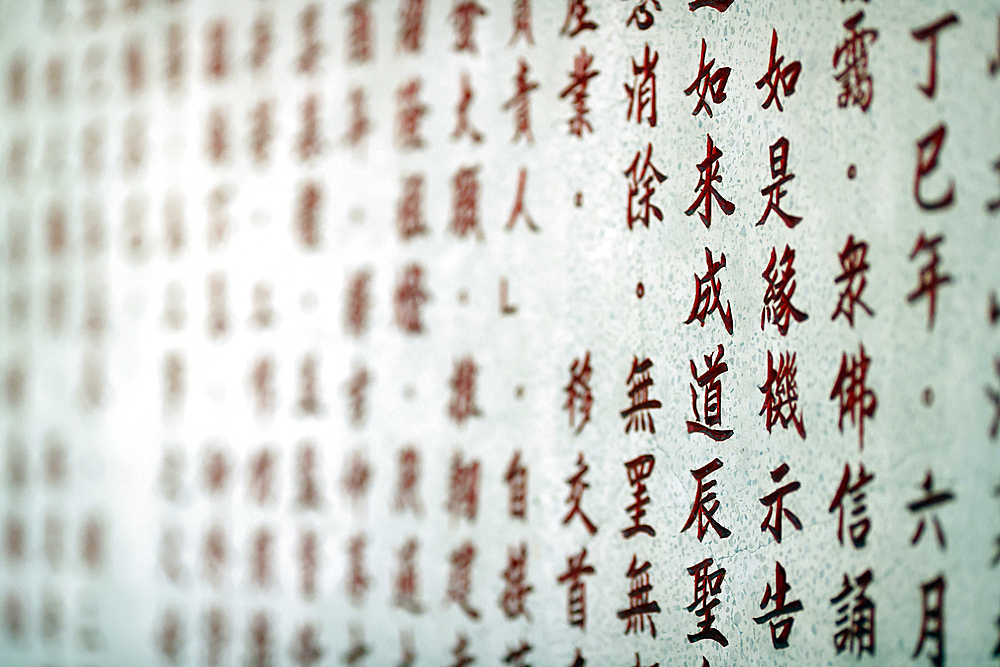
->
xmin=911 ymin=13 xmax=959 ymax=99
xmin=345 ymin=87 xmax=371 ymax=148
xmin=124 ymin=38 xmax=146 ymax=94
xmin=297 ymin=4 xmax=322 ymax=75
xmin=564 ymin=353 xmax=593 ymax=434
xmin=452 ymin=73 xmax=483 ymax=143
xmin=829 ymin=462 xmax=875 ymax=548
xmin=759 ymin=351 xmax=805 ymax=438
xmin=347 ymin=533 xmax=370 ymax=604
xmin=249 ymin=355 xmax=275 ymax=417
xmin=344 ymin=269 xmax=371 ymax=337
xmin=451 ymin=2 xmax=487 ymax=52
xmin=761 ymin=245 xmax=808 ymax=336
xmin=509 ymin=0 xmax=534 ymax=45
xmin=156 ymin=609 xmax=182 ymax=663
xmin=393 ymin=447 xmax=423 ymax=515
xmin=914 ymin=124 xmax=955 ymax=210
xmin=447 ymin=452 xmax=480 ymax=521
xmin=395 ymin=263 xmax=429 ymax=334
xmin=202 ymin=524 xmax=227 ymax=586
xmin=563 ymin=453 xmax=597 ymax=534
xmin=834 ymin=11 xmax=879 ymax=111
xmin=204 ymin=19 xmax=229 ymax=80
xmin=7 ymin=55 xmax=26 ymax=107
xmin=685 ymin=134 xmax=735 ymax=229
xmin=756 ymin=30 xmax=800 ymax=111
xmin=685 ymin=249 xmax=733 ymax=334
xmin=297 ymin=441 xmax=323 ymax=508
xmin=247 ymin=613 xmax=272 ymax=667
xmin=685 ymin=39 xmax=729 ymax=117
xmin=452 ymin=165 xmax=483 ymax=239
xmin=248 ymin=447 xmax=276 ymax=505
xmin=682 ymin=458 xmax=731 ymax=541
xmin=298 ymin=531 xmax=318 ymax=600
xmin=759 ymin=463 xmax=802 ymax=543
xmin=907 ymin=232 xmax=951 ymax=330
xmin=398 ymin=0 xmax=426 ymax=53
xmin=622 ymin=454 xmax=655 ymax=538
xmin=250 ymin=14 xmax=272 ymax=73
xmin=757 ymin=136 xmax=801 ymax=228
xmin=347 ymin=366 xmax=369 ymax=428
xmin=557 ymin=547 xmax=596 ymax=629
xmin=618 ymin=556 xmax=660 ymax=637
xmin=624 ymin=143 xmax=667 ymax=230
xmin=505 ymin=451 xmax=528 ymax=520
xmin=499 ymin=543 xmax=533 ymax=620
xmin=393 ymin=537 xmax=423 ymax=613
xmin=397 ymin=174 xmax=428 ymax=239
xmin=249 ymin=100 xmax=273 ymax=166
xmin=913 ymin=575 xmax=945 ymax=666
xmin=686 ymin=558 xmax=728 ymax=645
xmin=560 ymin=48 xmax=598 ymax=137
xmin=206 ymin=107 xmax=229 ymax=164
xmin=297 ymin=354 xmax=322 ymax=415
xmin=503 ymin=60 xmax=539 ymax=144
xmin=341 ymin=450 xmax=371 ymax=506
xmin=620 ymin=356 xmax=661 ymax=434
xmin=447 ymin=542 xmax=480 ymax=619
xmin=907 ymin=470 xmax=954 ymax=549
xmin=297 ymin=181 xmax=322 ymax=249
xmin=396 ymin=79 xmax=427 ymax=150
xmin=560 ymin=0 xmax=597 ymax=37
xmin=506 ymin=167 xmax=538 ymax=232
xmin=249 ymin=526 xmax=274 ymax=588
xmin=204 ymin=607 xmax=228 ymax=667
xmin=830 ymin=344 xmax=877 ymax=449
xmin=687 ymin=344 xmax=733 ymax=441
xmin=297 ymin=95 xmax=323 ymax=161
xmin=624 ymin=0 xmax=661 ymax=31
xmin=831 ymin=569 xmax=876 ymax=656
xmin=753 ymin=561 xmax=803 ymax=649
xmin=832 ymin=235 xmax=874 ymax=326
xmin=448 ymin=357 xmax=482 ymax=425
xmin=624 ymin=44 xmax=657 ymax=126
xmin=346 ymin=1 xmax=374 ymax=63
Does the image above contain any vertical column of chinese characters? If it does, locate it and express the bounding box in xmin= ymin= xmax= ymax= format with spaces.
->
xmin=381 ymin=1 xmax=437 ymax=664
xmin=154 ymin=5 xmax=194 ymax=663
xmin=827 ymin=6 xmax=880 ymax=662
xmin=62 ymin=1 xmax=113 ymax=661
xmin=337 ymin=1 xmax=381 ymax=661
xmin=497 ymin=2 xmax=540 ymax=663
xmin=988 ymin=14 xmax=1000 ymax=654
xmin=617 ymin=10 xmax=665 ymax=667
xmin=557 ymin=11 xmax=601 ymax=662
xmin=561 ymin=350 xmax=599 ymax=667
xmin=290 ymin=6 xmax=328 ymax=667
xmin=679 ymin=4 xmax=736 ymax=665
xmin=752 ymin=20 xmax=807 ymax=657
xmin=907 ymin=12 xmax=962 ymax=667
xmin=0 ymin=22 xmax=34 ymax=659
